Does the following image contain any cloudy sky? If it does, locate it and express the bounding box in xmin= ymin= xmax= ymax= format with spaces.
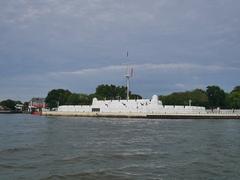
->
xmin=0 ymin=0 xmax=240 ymax=101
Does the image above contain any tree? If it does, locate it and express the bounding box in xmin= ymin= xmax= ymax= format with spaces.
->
xmin=95 ymin=84 xmax=127 ymax=100
xmin=231 ymin=86 xmax=240 ymax=93
xmin=66 ymin=93 xmax=80 ymax=105
xmin=228 ymin=91 xmax=240 ymax=109
xmin=159 ymin=89 xmax=208 ymax=107
xmin=66 ymin=93 xmax=91 ymax=105
xmin=45 ymin=89 xmax=72 ymax=109
xmin=78 ymin=94 xmax=91 ymax=105
xmin=130 ymin=94 xmax=142 ymax=99
xmin=228 ymin=86 xmax=240 ymax=109
xmin=0 ymin=99 xmax=22 ymax=110
xmin=206 ymin=86 xmax=226 ymax=108
xmin=22 ymin=102 xmax=29 ymax=112
xmin=95 ymin=84 xmax=142 ymax=100
xmin=189 ymin=89 xmax=209 ymax=107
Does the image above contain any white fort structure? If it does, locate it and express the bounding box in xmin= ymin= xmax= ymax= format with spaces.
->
xmin=43 ymin=63 xmax=239 ymax=119
xmin=56 ymin=65 xmax=207 ymax=116
xmin=58 ymin=95 xmax=206 ymax=114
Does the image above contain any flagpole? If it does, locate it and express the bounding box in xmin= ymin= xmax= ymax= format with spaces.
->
xmin=125 ymin=51 xmax=132 ymax=100
xmin=126 ymin=75 xmax=130 ymax=100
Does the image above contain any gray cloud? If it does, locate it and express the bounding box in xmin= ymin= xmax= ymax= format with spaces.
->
xmin=0 ymin=0 xmax=240 ymax=101
xmin=51 ymin=63 xmax=239 ymax=77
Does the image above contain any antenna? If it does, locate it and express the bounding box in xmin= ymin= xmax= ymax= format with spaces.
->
xmin=125 ymin=51 xmax=133 ymax=100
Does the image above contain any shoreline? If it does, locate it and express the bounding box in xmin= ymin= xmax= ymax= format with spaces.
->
xmin=0 ymin=111 xmax=23 ymax=114
xmin=42 ymin=111 xmax=240 ymax=119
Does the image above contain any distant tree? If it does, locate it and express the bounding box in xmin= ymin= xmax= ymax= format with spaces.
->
xmin=66 ymin=93 xmax=91 ymax=105
xmin=88 ymin=93 xmax=102 ymax=101
xmin=228 ymin=86 xmax=240 ymax=109
xmin=78 ymin=94 xmax=91 ymax=105
xmin=229 ymin=92 xmax=240 ymax=109
xmin=130 ymin=94 xmax=142 ymax=99
xmin=231 ymin=86 xmax=240 ymax=93
xmin=0 ymin=99 xmax=22 ymax=110
xmin=43 ymin=84 xmax=240 ymax=110
xmin=66 ymin=93 xmax=80 ymax=105
xmin=95 ymin=84 xmax=127 ymax=100
xmin=115 ymin=85 xmax=128 ymax=99
xmin=45 ymin=89 xmax=72 ymax=109
xmin=206 ymin=86 xmax=226 ymax=108
xmin=94 ymin=84 xmax=143 ymax=100
xmin=95 ymin=84 xmax=113 ymax=99
xmin=22 ymin=102 xmax=29 ymax=112
xmin=159 ymin=89 xmax=208 ymax=107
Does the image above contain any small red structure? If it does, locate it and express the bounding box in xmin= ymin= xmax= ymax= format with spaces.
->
xmin=28 ymin=98 xmax=47 ymax=115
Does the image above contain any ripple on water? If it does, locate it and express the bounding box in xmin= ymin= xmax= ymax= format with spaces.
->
xmin=0 ymin=147 xmax=33 ymax=155
xmin=0 ymin=163 xmax=36 ymax=171
xmin=42 ymin=170 xmax=132 ymax=180
xmin=1 ymin=115 xmax=240 ymax=179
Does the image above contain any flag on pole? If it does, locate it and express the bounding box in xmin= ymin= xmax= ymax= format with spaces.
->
xmin=127 ymin=51 xmax=128 ymax=57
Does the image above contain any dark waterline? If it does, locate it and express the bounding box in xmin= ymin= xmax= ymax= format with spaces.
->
xmin=0 ymin=114 xmax=239 ymax=179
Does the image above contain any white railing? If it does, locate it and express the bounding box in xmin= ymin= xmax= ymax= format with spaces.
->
xmin=206 ymin=109 xmax=240 ymax=115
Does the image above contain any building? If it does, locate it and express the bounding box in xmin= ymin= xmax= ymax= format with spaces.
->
xmin=15 ymin=104 xmax=24 ymax=112
xmin=28 ymin=98 xmax=46 ymax=113
xmin=58 ymin=95 xmax=206 ymax=114
xmin=0 ymin=105 xmax=5 ymax=111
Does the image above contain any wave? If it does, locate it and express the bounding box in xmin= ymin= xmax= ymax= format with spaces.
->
xmin=54 ymin=155 xmax=88 ymax=164
xmin=0 ymin=163 xmax=36 ymax=170
xmin=42 ymin=170 xmax=132 ymax=180
xmin=0 ymin=147 xmax=33 ymax=155
xmin=55 ymin=151 xmax=160 ymax=165
xmin=111 ymin=152 xmax=152 ymax=160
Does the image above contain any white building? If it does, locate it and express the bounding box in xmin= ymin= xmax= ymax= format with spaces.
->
xmin=58 ymin=95 xmax=206 ymax=114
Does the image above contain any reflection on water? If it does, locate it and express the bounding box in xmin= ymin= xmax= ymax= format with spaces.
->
xmin=0 ymin=114 xmax=240 ymax=179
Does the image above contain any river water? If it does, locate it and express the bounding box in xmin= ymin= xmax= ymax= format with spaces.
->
xmin=0 ymin=114 xmax=239 ymax=180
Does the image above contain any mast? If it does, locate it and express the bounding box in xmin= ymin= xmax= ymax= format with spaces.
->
xmin=125 ymin=51 xmax=133 ymax=100
xmin=126 ymin=68 xmax=130 ymax=100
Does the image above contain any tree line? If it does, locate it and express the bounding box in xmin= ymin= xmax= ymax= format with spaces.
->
xmin=1 ymin=84 xmax=239 ymax=110
xmin=45 ymin=84 xmax=142 ymax=109
xmin=160 ymin=85 xmax=240 ymax=109
xmin=0 ymin=99 xmax=20 ymax=110
xmin=0 ymin=99 xmax=27 ymax=111
xmin=45 ymin=84 xmax=240 ymax=110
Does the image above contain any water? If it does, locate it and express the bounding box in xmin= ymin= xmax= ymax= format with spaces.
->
xmin=0 ymin=114 xmax=240 ymax=180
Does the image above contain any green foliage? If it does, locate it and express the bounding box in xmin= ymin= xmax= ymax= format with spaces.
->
xmin=95 ymin=84 xmax=142 ymax=100
xmin=228 ymin=86 xmax=240 ymax=109
xmin=159 ymin=89 xmax=208 ymax=107
xmin=95 ymin=84 xmax=127 ymax=100
xmin=44 ymin=84 xmax=142 ymax=108
xmin=229 ymin=92 xmax=240 ymax=109
xmin=45 ymin=89 xmax=72 ymax=109
xmin=0 ymin=99 xmax=22 ymax=110
xmin=206 ymin=86 xmax=226 ymax=108
xmin=22 ymin=102 xmax=29 ymax=111
xmin=130 ymin=94 xmax=142 ymax=99
xmin=231 ymin=86 xmax=240 ymax=93
xmin=159 ymin=85 xmax=239 ymax=109
xmin=43 ymin=84 xmax=240 ymax=109
xmin=66 ymin=93 xmax=91 ymax=105
xmin=78 ymin=94 xmax=92 ymax=105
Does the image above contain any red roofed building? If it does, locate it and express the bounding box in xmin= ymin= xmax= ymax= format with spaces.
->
xmin=28 ymin=98 xmax=47 ymax=114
